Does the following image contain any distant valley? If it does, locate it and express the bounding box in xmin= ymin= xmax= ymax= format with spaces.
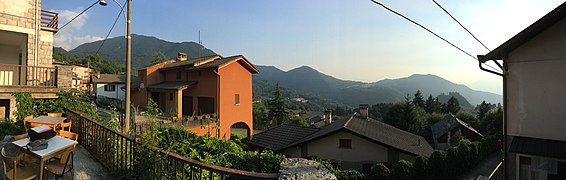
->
xmin=253 ymin=65 xmax=502 ymax=107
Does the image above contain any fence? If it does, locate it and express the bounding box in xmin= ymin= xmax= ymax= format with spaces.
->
xmin=65 ymin=109 xmax=279 ymax=179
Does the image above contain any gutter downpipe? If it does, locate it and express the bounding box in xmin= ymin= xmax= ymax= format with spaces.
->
xmin=213 ymin=69 xmax=220 ymax=138
xmin=34 ymin=0 xmax=39 ymax=85
xmin=477 ymin=55 xmax=506 ymax=179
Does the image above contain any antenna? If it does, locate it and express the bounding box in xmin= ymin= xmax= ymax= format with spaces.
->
xmin=198 ymin=30 xmax=201 ymax=58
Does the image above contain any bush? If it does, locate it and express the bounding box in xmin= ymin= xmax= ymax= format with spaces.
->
xmin=390 ymin=160 xmax=414 ymax=180
xmin=0 ymin=120 xmax=26 ymax=139
xmin=150 ymin=127 xmax=284 ymax=173
xmin=335 ymin=170 xmax=364 ymax=180
xmin=365 ymin=163 xmax=390 ymax=180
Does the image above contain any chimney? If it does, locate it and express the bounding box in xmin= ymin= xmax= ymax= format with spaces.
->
xmin=177 ymin=52 xmax=187 ymax=61
xmin=323 ymin=110 xmax=332 ymax=124
xmin=359 ymin=104 xmax=369 ymax=118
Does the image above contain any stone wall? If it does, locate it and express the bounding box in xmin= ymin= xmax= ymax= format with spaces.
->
xmin=278 ymin=158 xmax=336 ymax=180
xmin=56 ymin=65 xmax=73 ymax=90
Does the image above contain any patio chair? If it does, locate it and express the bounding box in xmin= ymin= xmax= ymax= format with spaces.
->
xmin=58 ymin=131 xmax=78 ymax=141
xmin=44 ymin=149 xmax=75 ymax=180
xmin=48 ymin=113 xmax=63 ymax=117
xmin=1 ymin=147 xmax=37 ymax=180
xmin=12 ymin=134 xmax=35 ymax=164
xmin=60 ymin=121 xmax=72 ymax=132
xmin=22 ymin=115 xmax=33 ymax=130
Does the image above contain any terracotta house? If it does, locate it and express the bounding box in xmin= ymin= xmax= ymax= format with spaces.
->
xmin=478 ymin=2 xmax=566 ymax=179
xmin=131 ymin=54 xmax=259 ymax=139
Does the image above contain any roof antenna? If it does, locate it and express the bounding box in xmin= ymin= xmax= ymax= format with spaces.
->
xmin=198 ymin=30 xmax=202 ymax=59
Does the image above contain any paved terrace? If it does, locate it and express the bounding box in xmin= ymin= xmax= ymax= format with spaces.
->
xmin=1 ymin=136 xmax=112 ymax=180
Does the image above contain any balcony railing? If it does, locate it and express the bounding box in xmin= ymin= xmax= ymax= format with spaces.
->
xmin=40 ymin=10 xmax=58 ymax=30
xmin=0 ymin=64 xmax=56 ymax=87
xmin=66 ymin=109 xmax=280 ymax=179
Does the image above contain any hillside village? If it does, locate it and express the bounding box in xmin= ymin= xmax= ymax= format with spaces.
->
xmin=1 ymin=0 xmax=566 ymax=179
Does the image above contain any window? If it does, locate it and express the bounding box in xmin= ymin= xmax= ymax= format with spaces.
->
xmin=235 ymin=94 xmax=240 ymax=105
xmin=104 ymin=84 xmax=115 ymax=91
xmin=339 ymin=139 xmax=352 ymax=149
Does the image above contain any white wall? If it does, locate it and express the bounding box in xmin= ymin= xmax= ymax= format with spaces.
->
xmin=507 ymin=17 xmax=566 ymax=142
xmin=307 ymin=131 xmax=389 ymax=163
xmin=96 ymin=83 xmax=125 ymax=100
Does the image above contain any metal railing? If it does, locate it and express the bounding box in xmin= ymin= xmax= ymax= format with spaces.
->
xmin=40 ymin=10 xmax=58 ymax=29
xmin=0 ymin=64 xmax=56 ymax=87
xmin=65 ymin=109 xmax=279 ymax=179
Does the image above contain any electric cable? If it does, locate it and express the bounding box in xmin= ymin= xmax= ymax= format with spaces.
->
xmin=96 ymin=0 xmax=127 ymax=55
xmin=58 ymin=0 xmax=100 ymax=31
xmin=432 ymin=0 xmax=491 ymax=51
xmin=369 ymin=0 xmax=502 ymax=73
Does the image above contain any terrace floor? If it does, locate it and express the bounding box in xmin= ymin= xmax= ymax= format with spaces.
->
xmin=0 ymin=136 xmax=113 ymax=180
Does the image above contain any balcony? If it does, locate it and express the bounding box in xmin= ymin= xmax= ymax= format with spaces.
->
xmin=40 ymin=10 xmax=58 ymax=32
xmin=0 ymin=64 xmax=56 ymax=87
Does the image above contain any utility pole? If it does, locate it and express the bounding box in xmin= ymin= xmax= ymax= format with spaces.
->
xmin=124 ymin=0 xmax=131 ymax=133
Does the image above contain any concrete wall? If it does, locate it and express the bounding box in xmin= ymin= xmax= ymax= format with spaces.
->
xmin=307 ymin=131 xmax=389 ymax=166
xmin=218 ymin=60 xmax=254 ymax=138
xmin=506 ymin=17 xmax=566 ymax=142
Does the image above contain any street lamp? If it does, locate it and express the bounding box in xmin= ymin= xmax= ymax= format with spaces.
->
xmin=99 ymin=0 xmax=132 ymax=133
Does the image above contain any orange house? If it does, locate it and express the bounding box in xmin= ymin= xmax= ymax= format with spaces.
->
xmin=131 ymin=54 xmax=259 ymax=139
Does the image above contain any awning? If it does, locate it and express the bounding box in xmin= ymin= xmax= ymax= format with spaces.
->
xmin=509 ymin=136 xmax=566 ymax=159
xmin=147 ymin=81 xmax=197 ymax=91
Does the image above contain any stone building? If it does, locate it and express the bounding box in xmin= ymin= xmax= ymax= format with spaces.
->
xmin=0 ymin=0 xmax=72 ymax=120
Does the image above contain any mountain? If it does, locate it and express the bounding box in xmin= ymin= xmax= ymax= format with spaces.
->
xmin=372 ymin=74 xmax=501 ymax=105
xmin=255 ymin=66 xmax=502 ymax=107
xmin=65 ymin=34 xmax=217 ymax=71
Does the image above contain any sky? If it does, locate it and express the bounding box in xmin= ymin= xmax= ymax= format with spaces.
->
xmin=42 ymin=0 xmax=565 ymax=95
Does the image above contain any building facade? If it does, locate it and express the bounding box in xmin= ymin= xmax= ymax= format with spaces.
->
xmin=132 ymin=54 xmax=258 ymax=139
xmin=0 ymin=0 xmax=72 ymax=120
xmin=478 ymin=2 xmax=566 ymax=179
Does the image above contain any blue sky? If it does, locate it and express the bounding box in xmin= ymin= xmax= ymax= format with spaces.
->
xmin=43 ymin=0 xmax=565 ymax=94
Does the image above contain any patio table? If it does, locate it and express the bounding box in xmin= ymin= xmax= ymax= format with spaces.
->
xmin=12 ymin=136 xmax=77 ymax=180
xmin=29 ymin=115 xmax=66 ymax=130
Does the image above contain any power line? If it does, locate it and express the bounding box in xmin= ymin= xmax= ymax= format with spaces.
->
xmin=431 ymin=0 xmax=490 ymax=51
xmin=368 ymin=0 xmax=502 ymax=73
xmin=96 ymin=0 xmax=127 ymax=55
xmin=58 ymin=0 xmax=99 ymax=31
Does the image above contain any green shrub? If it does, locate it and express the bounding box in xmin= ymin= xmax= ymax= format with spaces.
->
xmin=390 ymin=160 xmax=414 ymax=180
xmin=365 ymin=163 xmax=390 ymax=180
xmin=335 ymin=170 xmax=364 ymax=180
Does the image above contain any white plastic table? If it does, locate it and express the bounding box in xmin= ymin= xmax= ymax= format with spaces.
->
xmin=12 ymin=136 xmax=78 ymax=179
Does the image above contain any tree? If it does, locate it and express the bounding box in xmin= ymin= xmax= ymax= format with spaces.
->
xmin=476 ymin=101 xmax=493 ymax=121
xmin=369 ymin=103 xmax=393 ymax=120
xmin=253 ymin=100 xmax=269 ymax=130
xmin=443 ymin=96 xmax=461 ymax=114
xmin=151 ymin=50 xmax=168 ymax=65
xmin=384 ymin=100 xmax=427 ymax=136
xmin=413 ymin=90 xmax=425 ymax=108
xmin=267 ymin=83 xmax=288 ymax=127
xmin=456 ymin=111 xmax=480 ymax=129
xmin=450 ymin=130 xmax=464 ymax=146
xmin=282 ymin=115 xmax=309 ymax=126
xmin=424 ymin=95 xmax=442 ymax=114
